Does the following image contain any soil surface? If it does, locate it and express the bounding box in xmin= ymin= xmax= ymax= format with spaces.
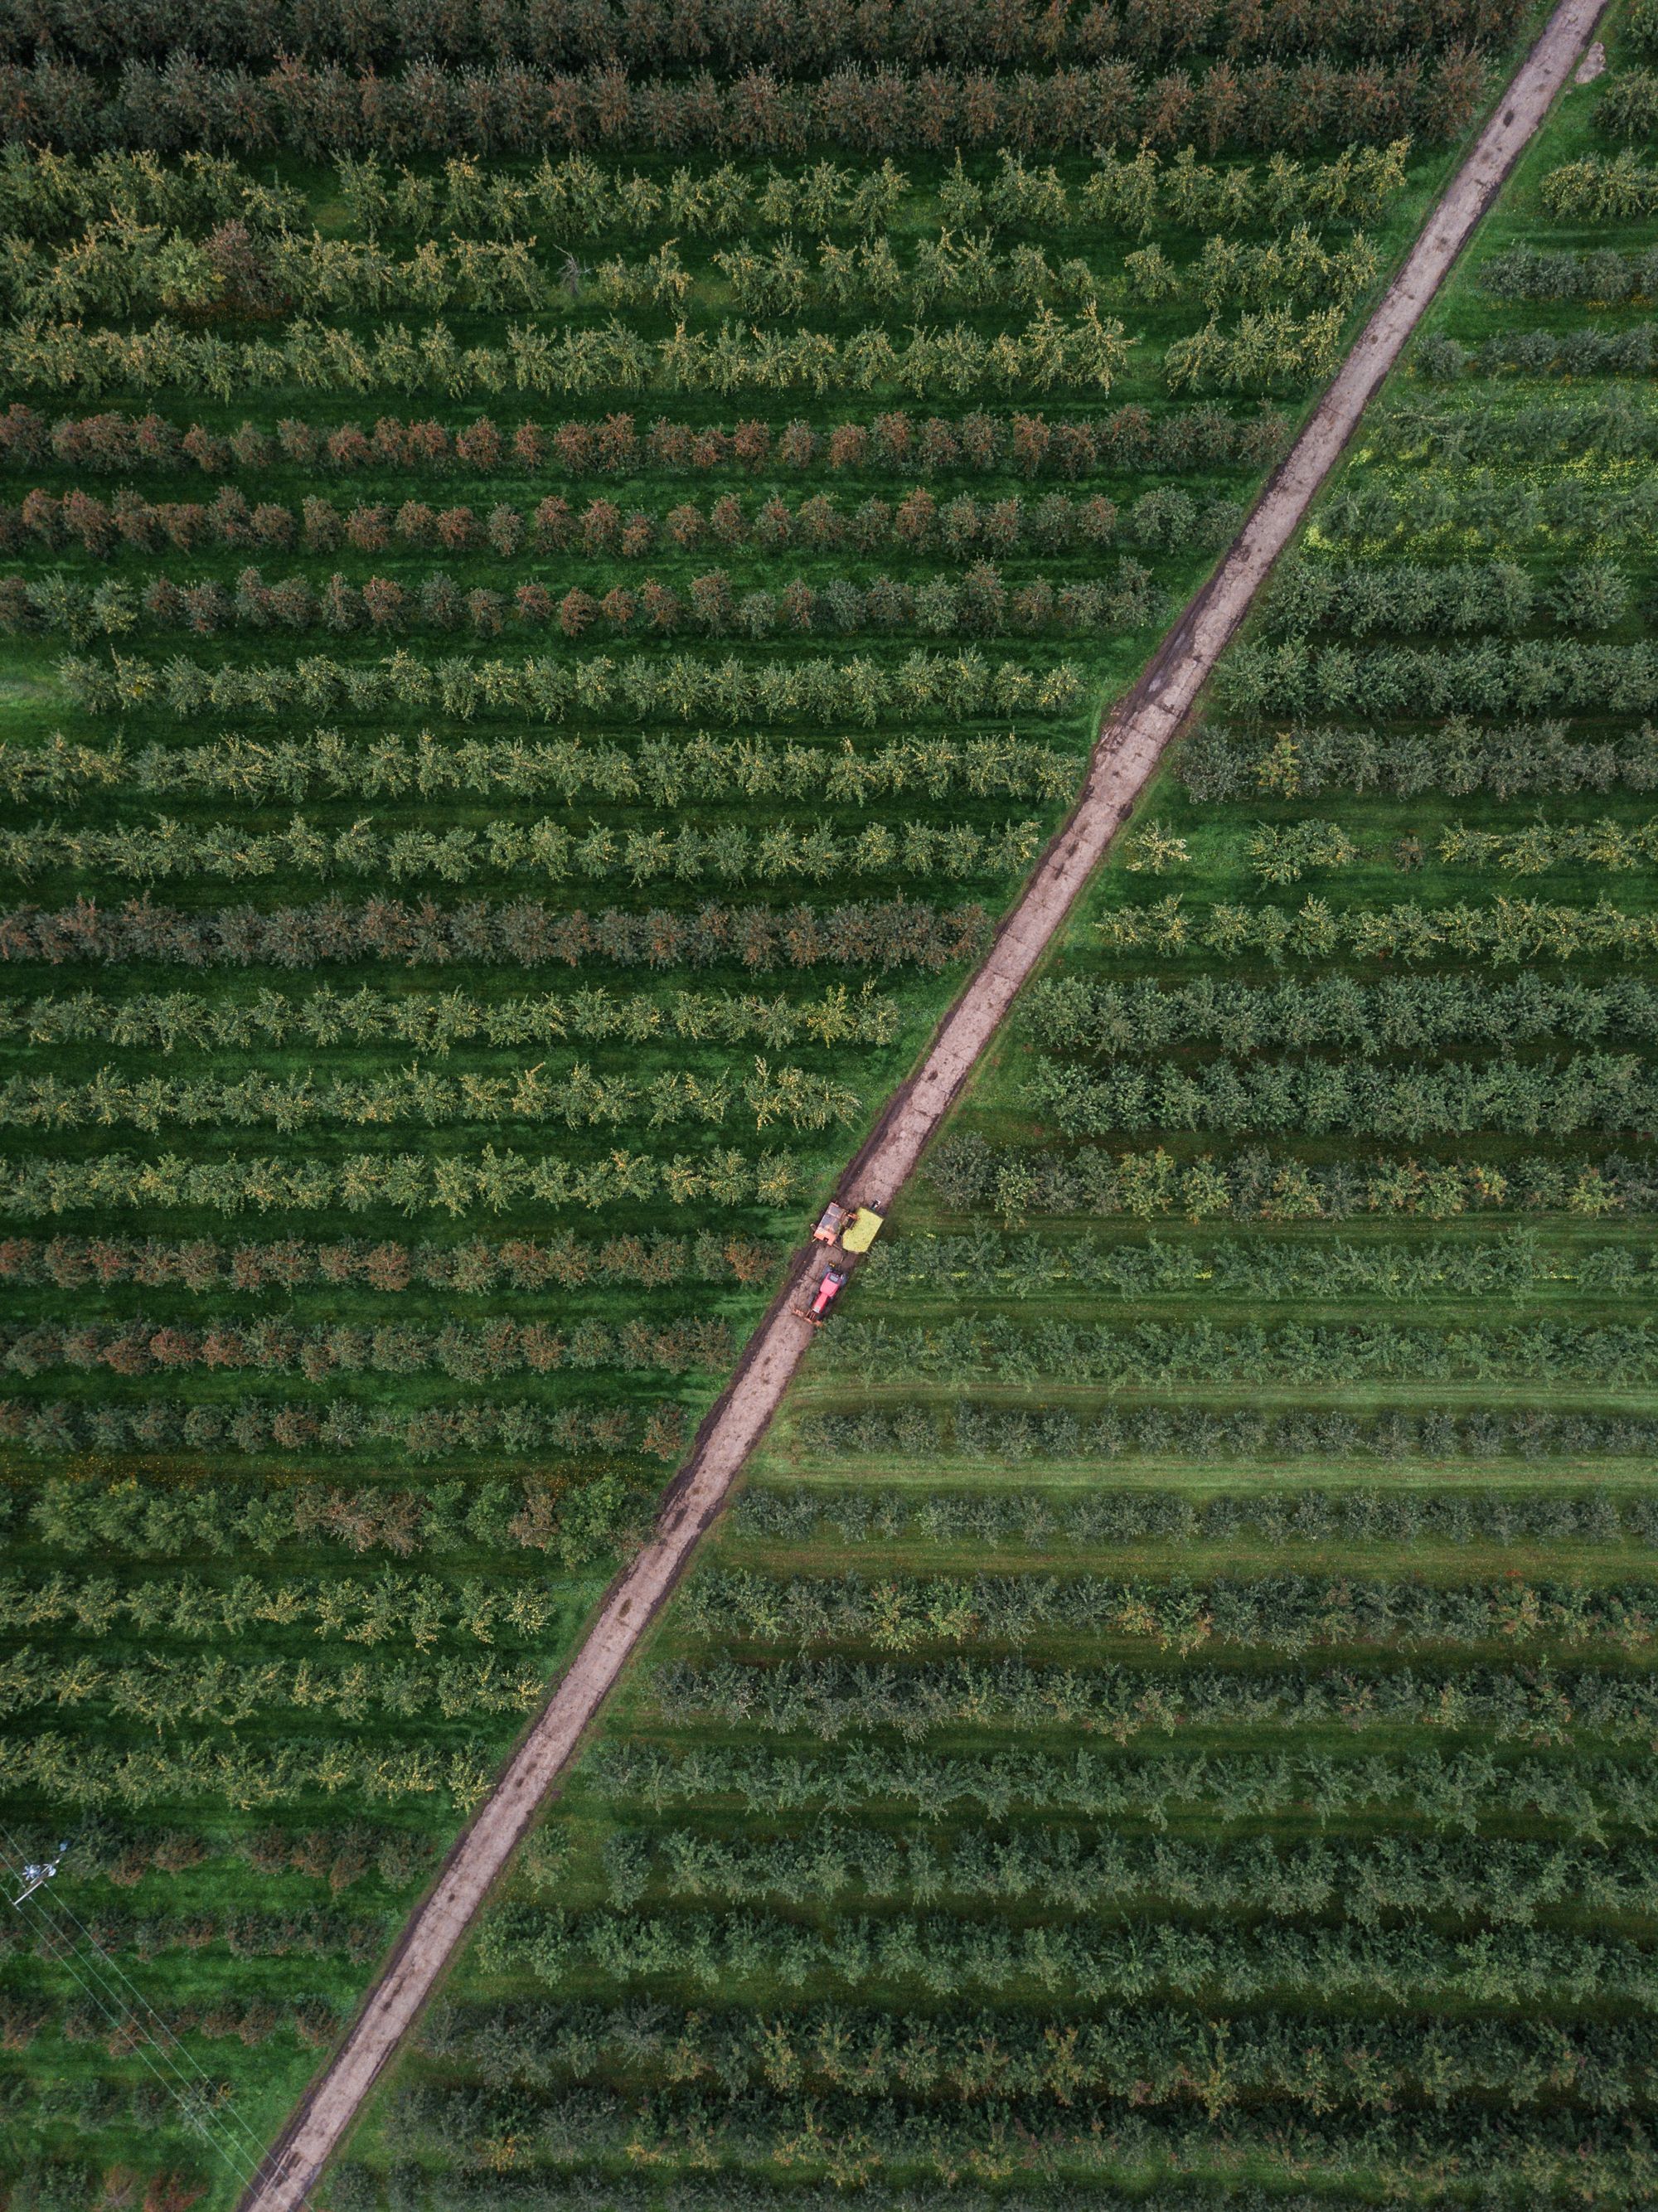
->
xmin=237 ymin=5 xmax=1611 ymax=2203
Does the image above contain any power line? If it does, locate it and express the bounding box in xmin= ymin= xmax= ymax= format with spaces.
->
xmin=11 ymin=1890 xmax=262 ymax=2190
xmin=2 ymin=1827 xmax=303 ymax=2199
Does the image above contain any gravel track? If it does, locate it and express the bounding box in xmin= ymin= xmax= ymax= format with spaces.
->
xmin=237 ymin=6 xmax=1609 ymax=2202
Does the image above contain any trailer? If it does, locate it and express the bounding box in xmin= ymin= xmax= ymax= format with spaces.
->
xmin=840 ymin=1206 xmax=884 ymax=1254
xmin=810 ymin=1200 xmax=884 ymax=1253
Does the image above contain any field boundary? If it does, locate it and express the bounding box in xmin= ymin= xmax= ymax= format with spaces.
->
xmin=236 ymin=3 xmax=1609 ymax=2203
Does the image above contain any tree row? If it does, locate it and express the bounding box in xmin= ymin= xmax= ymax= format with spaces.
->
xmin=800 ymin=1400 xmax=1658 ymax=1467
xmin=588 ymin=1736 xmax=1658 ymax=1839
xmin=58 ymin=644 xmax=1086 ymax=724
xmin=0 ymin=1143 xmax=812 ymax=1224
xmin=650 ymin=1651 xmax=1658 ymax=1746
xmin=2 ymin=1311 xmax=734 ymax=1380
xmin=1 ymin=1391 xmax=682 ymax=1470
xmin=1022 ymin=972 xmax=1658 ymax=1057
xmin=0 ymin=982 xmax=899 ymax=1057
xmin=1 ymin=725 xmax=1072 ymax=808
xmin=0 ymin=892 xmax=994 ymax=976
xmin=1026 ymin=1049 xmax=1658 ymax=1141
xmin=677 ymin=1564 xmax=1658 ymax=1656
xmin=0 ymin=51 xmax=1486 ymax=163
xmin=2 ymin=559 xmax=1156 ymax=642
xmin=0 ymin=398 xmax=1282 ymax=483
xmin=0 ymin=811 xmax=1040 ymax=893
xmin=1176 ymin=716 xmax=1658 ymax=803
xmin=744 ymin=1479 xmax=1658 ymax=1552
xmin=927 ymin=1132 xmax=1651 ymax=1224
xmin=7 ymin=481 xmax=1229 ymax=561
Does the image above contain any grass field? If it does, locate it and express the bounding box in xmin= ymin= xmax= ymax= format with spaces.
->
xmin=308 ymin=11 xmax=1658 ymax=2212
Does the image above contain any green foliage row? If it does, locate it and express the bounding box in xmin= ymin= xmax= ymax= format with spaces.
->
xmin=2 ymin=1896 xmax=373 ymax=1962
xmin=1026 ymin=1049 xmax=1658 ymax=1141
xmin=1263 ymin=555 xmax=1631 ymax=638
xmin=651 ymin=1652 xmax=1658 ymax=1745
xmin=0 ymin=1564 xmax=568 ymax=1646
xmin=0 ymin=1056 xmax=862 ymax=1135
xmin=798 ymin=1400 xmax=1658 ymax=1468
xmin=1317 ymin=475 xmax=1658 ymax=553
xmin=0 ymin=1647 xmax=546 ymax=1728
xmin=0 ymin=1724 xmax=495 ymax=1811
xmin=1481 ymin=241 xmax=1658 ymax=303
xmin=677 ymin=1565 xmax=1658 ymax=1657
xmin=13 ymin=223 xmax=1120 ymax=323
xmin=581 ymin=1820 xmax=1654 ymax=1925
xmin=0 ymin=810 xmax=1040 ymax=893
xmin=589 ymin=1737 xmax=1658 ymax=1839
xmin=0 ymin=146 xmax=286 ymax=240
xmin=1541 ymin=151 xmax=1658 ymax=219
xmin=0 ymin=43 xmax=1489 ymax=163
xmin=0 ymin=725 xmax=1074 ymax=808
xmin=419 ymin=1992 xmax=1658 ymax=2124
xmin=315 ymin=143 xmax=1409 ymax=247
xmin=1162 ymin=306 xmax=1345 ymax=394
xmin=1236 ymin=814 xmax=1658 ymax=883
xmin=1093 ymin=890 xmax=1658 ymax=966
xmin=475 ymin=1895 xmax=1658 ymax=2009
xmin=823 ymin=1312 xmax=1658 ymax=1386
xmin=1176 ymin=716 xmax=1658 ymax=801
xmin=42 ymin=1811 xmax=431 ymax=1890
xmin=19 ymin=224 xmax=1128 ymax=327
xmin=0 ymin=1143 xmax=810 ymax=1222
xmin=0 ymin=146 xmax=895 ymax=250
xmin=2 ymin=1391 xmax=682 ymax=1468
xmin=1219 ymin=636 xmax=1658 ymax=720
xmin=1371 ymin=386 xmax=1658 ymax=464
xmin=739 ymin=1480 xmax=1658 ymax=1552
xmin=1022 ymin=973 xmax=1658 ymax=1058
xmin=928 ymin=1132 xmax=1651 ymax=1222
xmin=0 ymin=308 xmax=1132 ymax=403
xmin=57 ymin=645 xmax=1086 ymax=724
xmin=1415 ymin=322 xmax=1658 ymax=381
xmin=363 ymin=2099 xmax=1656 ymax=2206
xmin=864 ymin=1225 xmax=1653 ymax=1300
xmin=0 ymin=982 xmax=899 ymax=1057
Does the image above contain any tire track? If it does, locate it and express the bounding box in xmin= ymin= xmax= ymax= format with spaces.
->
xmin=238 ymin=4 xmax=1608 ymax=2201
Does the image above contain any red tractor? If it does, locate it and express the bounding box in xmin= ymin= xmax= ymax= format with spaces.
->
xmin=794 ymin=1266 xmax=847 ymax=1327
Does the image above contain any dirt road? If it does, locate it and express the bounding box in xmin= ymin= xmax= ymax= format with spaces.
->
xmin=239 ymin=5 xmax=1607 ymax=2204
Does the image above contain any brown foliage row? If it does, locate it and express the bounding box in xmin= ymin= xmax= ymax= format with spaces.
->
xmin=0 ymin=1228 xmax=778 ymax=1293
xmin=0 ymin=51 xmax=1486 ymax=159
xmin=1 ymin=0 xmax=1512 ymax=72
xmin=2 ymin=482 xmax=1200 ymax=560
xmin=0 ymin=400 xmax=1286 ymax=482
xmin=1 ymin=1313 xmax=735 ymax=1379
xmin=0 ymin=894 xmax=994 ymax=973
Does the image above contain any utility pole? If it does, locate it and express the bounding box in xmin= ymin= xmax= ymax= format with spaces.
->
xmin=11 ymin=1841 xmax=66 ymax=1906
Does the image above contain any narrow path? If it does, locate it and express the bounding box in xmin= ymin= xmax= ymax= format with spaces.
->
xmin=239 ymin=5 xmax=1606 ymax=2203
